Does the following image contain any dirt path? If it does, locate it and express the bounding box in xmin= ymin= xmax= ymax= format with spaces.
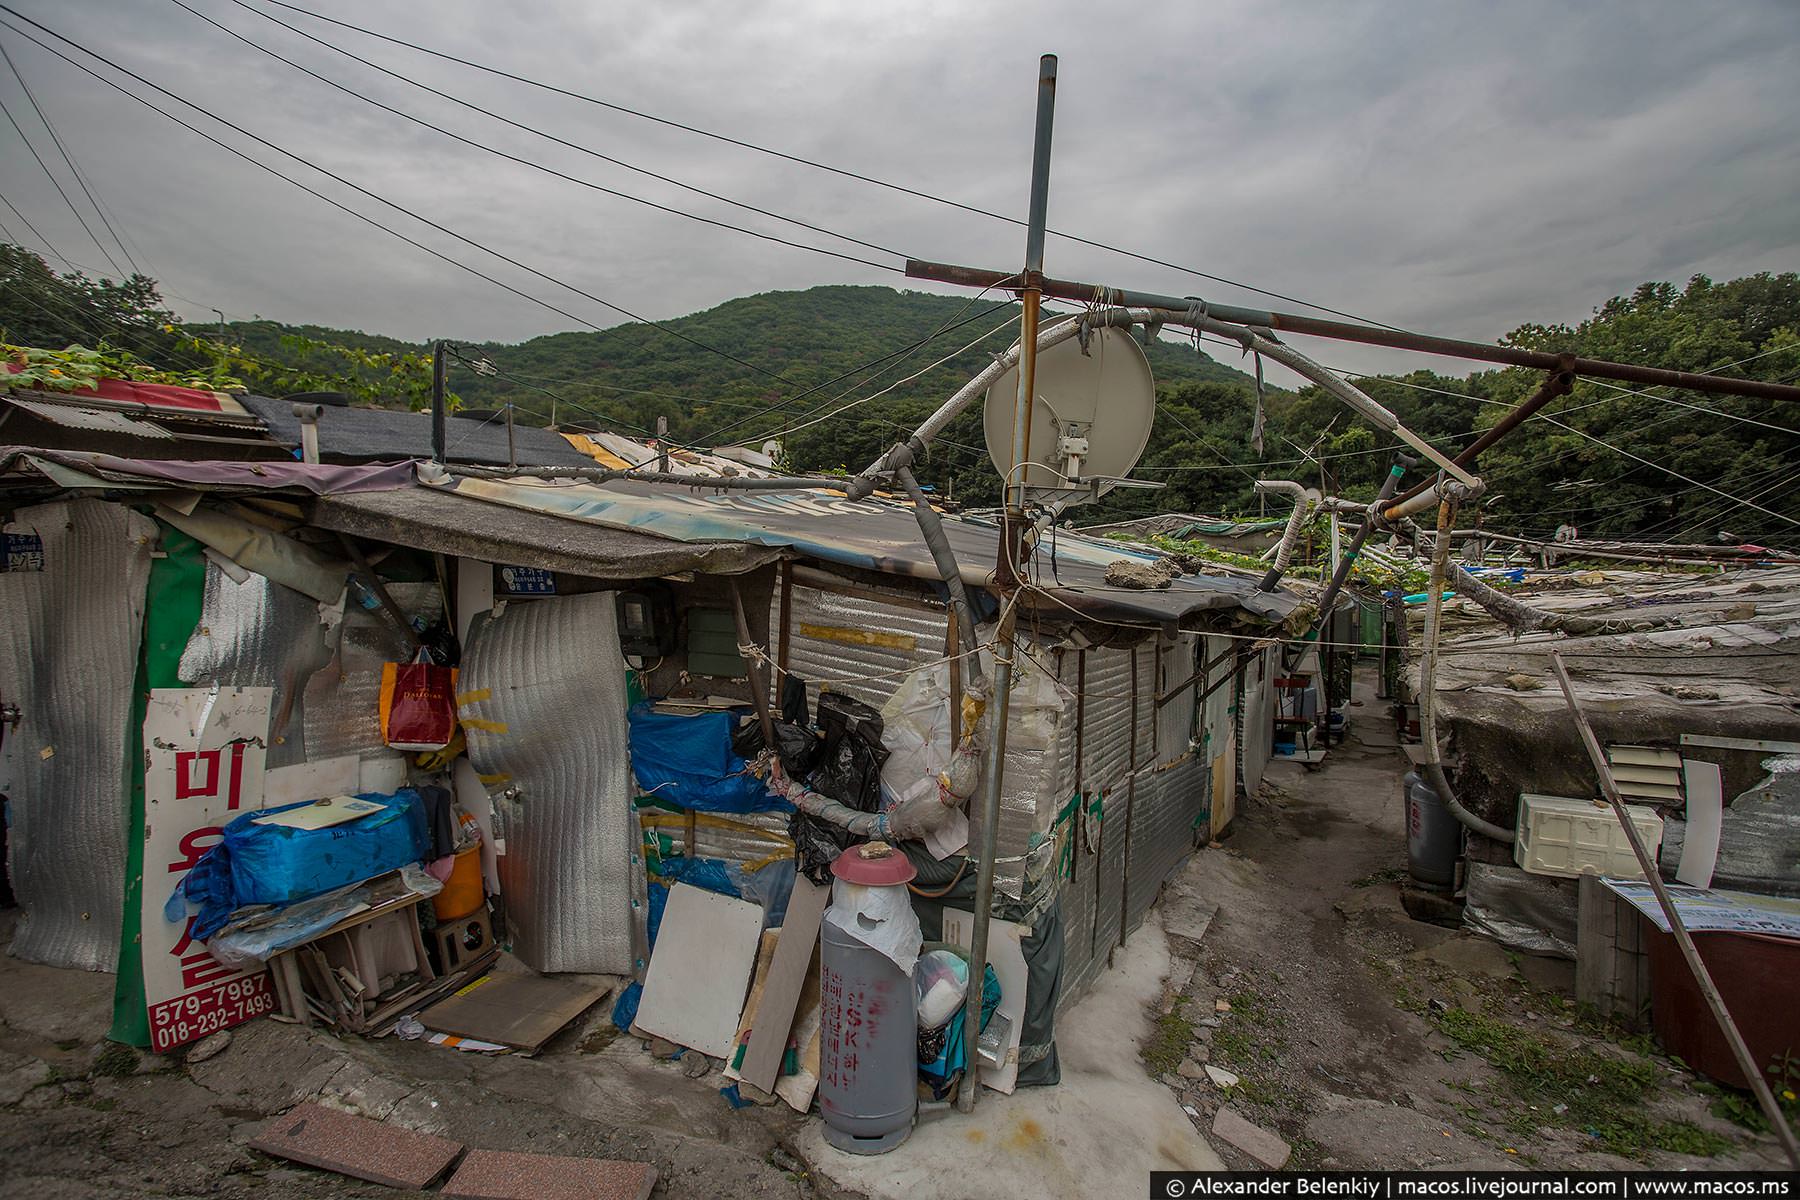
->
xmin=1148 ymin=672 xmax=1790 ymax=1171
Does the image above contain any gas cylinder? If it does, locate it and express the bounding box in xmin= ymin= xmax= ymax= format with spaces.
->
xmin=818 ymin=842 xmax=919 ymax=1155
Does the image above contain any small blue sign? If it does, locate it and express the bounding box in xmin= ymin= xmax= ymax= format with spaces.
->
xmin=498 ymin=565 xmax=556 ymax=596
xmin=4 ymin=531 xmax=45 ymax=572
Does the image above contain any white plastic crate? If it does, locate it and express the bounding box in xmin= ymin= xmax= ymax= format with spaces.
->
xmin=1513 ymin=792 xmax=1663 ymax=879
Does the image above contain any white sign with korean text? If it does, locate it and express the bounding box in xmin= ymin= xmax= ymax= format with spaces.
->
xmin=141 ymin=686 xmax=278 ymax=1053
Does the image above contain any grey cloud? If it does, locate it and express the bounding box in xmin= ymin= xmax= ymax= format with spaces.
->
xmin=0 ymin=0 xmax=1794 ymax=392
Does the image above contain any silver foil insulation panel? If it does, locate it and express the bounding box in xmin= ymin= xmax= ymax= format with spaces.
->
xmin=461 ymin=591 xmax=639 ymax=975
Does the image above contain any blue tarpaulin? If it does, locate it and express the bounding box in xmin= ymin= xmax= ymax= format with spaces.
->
xmin=628 ymin=706 xmax=790 ymax=813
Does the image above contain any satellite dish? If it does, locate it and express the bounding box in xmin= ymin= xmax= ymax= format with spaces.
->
xmin=983 ymin=325 xmax=1158 ymax=504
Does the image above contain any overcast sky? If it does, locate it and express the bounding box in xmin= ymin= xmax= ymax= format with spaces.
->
xmin=2 ymin=0 xmax=1796 ymax=388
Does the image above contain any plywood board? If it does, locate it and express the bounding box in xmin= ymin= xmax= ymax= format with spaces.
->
xmin=739 ymin=876 xmax=829 ymax=1092
xmin=420 ymin=969 xmax=610 ymax=1054
xmin=635 ymin=883 xmax=764 ymax=1059
xmin=941 ymin=907 xmax=1029 ymax=1094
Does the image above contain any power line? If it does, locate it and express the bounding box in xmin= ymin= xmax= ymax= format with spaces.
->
xmin=165 ymin=0 xmax=903 ymax=276
xmin=217 ymin=0 xmax=905 ymax=264
xmin=0 ymin=36 xmax=137 ymax=274
xmin=0 ymin=6 xmax=802 ymax=392
xmin=0 ymin=186 xmax=75 ymax=268
xmin=0 ymin=79 xmax=124 ymax=276
xmin=242 ymin=0 xmax=1409 ymax=332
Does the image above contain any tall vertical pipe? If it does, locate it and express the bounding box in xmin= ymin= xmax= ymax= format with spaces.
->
xmin=960 ymin=52 xmax=1056 ymax=1115
xmin=430 ymin=339 xmax=448 ymax=465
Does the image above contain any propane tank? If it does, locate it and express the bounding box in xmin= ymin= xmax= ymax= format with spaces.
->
xmin=818 ymin=842 xmax=920 ymax=1155
xmin=1403 ymin=769 xmax=1460 ymax=891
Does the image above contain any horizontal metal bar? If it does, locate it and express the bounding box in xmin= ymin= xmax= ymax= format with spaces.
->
xmin=1678 ymin=734 xmax=1800 ymax=755
xmin=904 ymin=260 xmax=1800 ymax=404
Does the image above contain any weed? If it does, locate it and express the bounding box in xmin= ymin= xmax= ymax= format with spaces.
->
xmin=90 ymin=1043 xmax=138 ymax=1079
xmin=1142 ymin=1001 xmax=1195 ymax=1077
xmin=1433 ymin=1006 xmax=1731 ymax=1159
xmin=1351 ymin=867 xmax=1407 ymax=889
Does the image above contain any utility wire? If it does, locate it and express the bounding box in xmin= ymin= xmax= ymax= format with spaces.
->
xmin=165 ymin=0 xmax=902 ymax=275
xmin=242 ymin=0 xmax=1408 ymax=332
xmin=0 ymin=6 xmax=804 ymax=391
xmin=0 ymin=37 xmax=138 ymax=274
xmin=0 ymin=83 xmax=124 ymax=276
xmin=217 ymin=0 xmax=905 ymax=263
xmin=0 ymin=186 xmax=75 ymax=268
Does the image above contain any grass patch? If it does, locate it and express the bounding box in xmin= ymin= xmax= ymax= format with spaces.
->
xmin=1143 ymin=1002 xmax=1195 ymax=1077
xmin=1351 ymin=866 xmax=1408 ymax=889
xmin=1435 ymin=1006 xmax=1731 ymax=1159
xmin=90 ymin=1043 xmax=138 ymax=1079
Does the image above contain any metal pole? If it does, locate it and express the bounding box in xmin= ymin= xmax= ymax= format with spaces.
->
xmin=431 ymin=340 xmax=448 ymax=465
xmin=960 ymin=52 xmax=1056 ymax=1115
xmin=1383 ymin=366 xmax=1574 ymax=514
xmin=1549 ymin=652 xmax=1800 ymax=1170
xmin=901 ymin=261 xmax=1800 ymax=405
xmin=505 ymin=402 xmax=516 ymax=468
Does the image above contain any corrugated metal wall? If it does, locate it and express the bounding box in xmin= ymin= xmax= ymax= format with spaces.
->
xmin=0 ymin=499 xmax=153 ymax=971
xmin=1238 ymin=644 xmax=1277 ymax=798
xmin=774 ymin=580 xmax=947 ymax=711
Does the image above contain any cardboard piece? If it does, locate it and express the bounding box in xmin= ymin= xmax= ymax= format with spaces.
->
xmin=941 ymin=906 xmax=1029 ymax=1094
xmin=772 ymin=965 xmax=822 ymax=1114
xmin=420 ymin=968 xmax=611 ymax=1054
xmin=635 ymin=883 xmax=764 ymax=1059
xmin=739 ymin=876 xmax=829 ymax=1092
xmin=253 ymin=794 xmax=383 ymax=830
xmin=723 ymin=931 xmax=781 ymax=1084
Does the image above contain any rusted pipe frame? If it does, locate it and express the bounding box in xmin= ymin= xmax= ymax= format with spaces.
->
xmin=904 ymin=260 xmax=1800 ymax=404
xmin=1385 ymin=364 xmax=1576 ymax=512
xmin=1155 ymin=641 xmax=1238 ymax=708
xmin=726 ymin=577 xmax=780 ymax=780
xmin=1549 ymin=652 xmax=1800 ymax=1170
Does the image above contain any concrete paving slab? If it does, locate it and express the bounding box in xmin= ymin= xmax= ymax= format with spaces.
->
xmin=442 ymin=1148 xmax=656 ymax=1200
xmin=794 ymin=908 xmax=1221 ymax=1199
xmin=249 ymin=1101 xmax=463 ymax=1189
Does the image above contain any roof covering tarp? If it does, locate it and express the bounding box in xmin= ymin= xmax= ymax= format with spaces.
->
xmin=237 ymin=395 xmax=595 ymax=469
xmin=2 ymin=370 xmax=247 ymax=414
xmin=309 ymin=484 xmax=780 ymax=580
xmin=0 ymin=447 xmax=414 ymax=495
xmin=425 ymin=472 xmax=1301 ymax=626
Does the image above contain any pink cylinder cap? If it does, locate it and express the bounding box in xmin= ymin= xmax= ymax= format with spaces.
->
xmin=831 ymin=840 xmax=917 ymax=887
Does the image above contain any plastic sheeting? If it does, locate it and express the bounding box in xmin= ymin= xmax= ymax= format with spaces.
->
xmin=179 ymin=566 xmax=331 ymax=770
xmin=460 ymin=591 xmax=641 ymax=974
xmin=302 ymin=583 xmax=441 ymax=762
xmin=628 ymin=706 xmax=786 ymax=813
xmin=0 ymin=499 xmax=153 ymax=970
xmin=1155 ymin=635 xmax=1200 ymax=768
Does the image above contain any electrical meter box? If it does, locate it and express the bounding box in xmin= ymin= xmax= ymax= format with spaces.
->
xmin=1513 ymin=792 xmax=1662 ymax=879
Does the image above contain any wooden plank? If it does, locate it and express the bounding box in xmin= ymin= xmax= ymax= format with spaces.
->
xmin=739 ymin=877 xmax=830 ymax=1092
xmin=419 ymin=969 xmax=611 ymax=1054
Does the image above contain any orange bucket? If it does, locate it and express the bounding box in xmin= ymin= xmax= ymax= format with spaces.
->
xmin=433 ymin=844 xmax=485 ymax=921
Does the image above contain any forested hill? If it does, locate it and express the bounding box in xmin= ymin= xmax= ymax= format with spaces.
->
xmin=3 ymin=242 xmax=1796 ymax=541
xmin=221 ymin=284 xmax=1268 ymax=507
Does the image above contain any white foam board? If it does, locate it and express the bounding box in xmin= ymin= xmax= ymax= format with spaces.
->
xmin=636 ymin=883 xmax=765 ymax=1059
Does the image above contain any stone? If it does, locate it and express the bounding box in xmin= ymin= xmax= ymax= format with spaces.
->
xmin=186 ymin=1030 xmax=233 ymax=1065
xmin=1211 ymin=1105 xmax=1291 ymax=1169
xmin=681 ymin=1053 xmax=711 ymax=1078
xmin=1214 ymin=999 xmax=1231 ymax=1014
xmin=442 ymin=1148 xmax=657 ymax=1200
xmin=1203 ymin=1065 xmax=1239 ymax=1090
xmin=0 ymin=1060 xmax=50 ymax=1105
xmin=647 ymin=1037 xmax=680 ymax=1060
xmin=249 ymin=1102 xmax=462 ymax=1190
xmin=1177 ymin=1059 xmax=1206 ymax=1080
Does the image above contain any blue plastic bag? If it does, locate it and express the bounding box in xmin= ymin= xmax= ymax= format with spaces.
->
xmin=628 ymin=706 xmax=790 ymax=813
xmin=177 ymin=789 xmax=430 ymax=939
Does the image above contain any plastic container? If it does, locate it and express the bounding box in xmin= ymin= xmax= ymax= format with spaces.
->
xmin=1403 ymin=770 xmax=1459 ymax=891
xmin=818 ymin=844 xmax=917 ymax=1155
xmin=1513 ymin=793 xmax=1662 ymax=879
xmin=433 ymin=844 xmax=485 ymax=921
xmin=1647 ymin=926 xmax=1800 ymax=1090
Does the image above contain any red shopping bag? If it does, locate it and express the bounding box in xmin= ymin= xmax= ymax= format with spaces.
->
xmin=379 ymin=654 xmax=459 ymax=752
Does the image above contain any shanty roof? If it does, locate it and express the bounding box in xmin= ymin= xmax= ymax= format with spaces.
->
xmin=424 ymin=471 xmax=1304 ymax=627
xmin=237 ymin=395 xmax=597 ymax=469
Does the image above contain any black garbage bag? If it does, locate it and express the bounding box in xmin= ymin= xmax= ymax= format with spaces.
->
xmin=808 ymin=692 xmax=889 ymax=812
xmin=790 ymin=809 xmax=857 ymax=887
xmin=732 ymin=718 xmax=823 ymax=778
